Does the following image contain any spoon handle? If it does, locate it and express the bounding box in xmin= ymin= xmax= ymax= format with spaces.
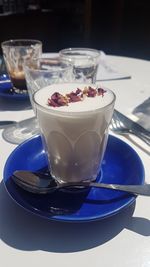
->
xmin=61 ymin=182 xmax=150 ymax=196
xmin=88 ymin=182 xmax=150 ymax=196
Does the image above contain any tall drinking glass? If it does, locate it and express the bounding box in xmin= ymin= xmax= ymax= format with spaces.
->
xmin=24 ymin=57 xmax=72 ymax=110
xmin=1 ymin=39 xmax=42 ymax=94
xmin=33 ymin=83 xmax=116 ymax=183
xmin=2 ymin=58 xmax=72 ymax=144
xmin=59 ymin=48 xmax=100 ymax=83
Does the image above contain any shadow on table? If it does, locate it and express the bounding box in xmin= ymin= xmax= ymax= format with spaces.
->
xmin=0 ymin=98 xmax=31 ymax=111
xmin=0 ymin=181 xmax=150 ymax=253
xmin=1 ymin=116 xmax=38 ymax=145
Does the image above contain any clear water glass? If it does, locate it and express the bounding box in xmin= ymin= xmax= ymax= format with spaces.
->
xmin=24 ymin=57 xmax=72 ymax=110
xmin=59 ymin=48 xmax=100 ymax=83
xmin=2 ymin=57 xmax=72 ymax=144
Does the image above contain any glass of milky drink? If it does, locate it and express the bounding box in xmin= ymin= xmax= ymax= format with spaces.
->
xmin=59 ymin=48 xmax=100 ymax=83
xmin=33 ymin=83 xmax=116 ymax=183
xmin=1 ymin=39 xmax=42 ymax=93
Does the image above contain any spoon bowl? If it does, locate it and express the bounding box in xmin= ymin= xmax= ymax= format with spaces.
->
xmin=12 ymin=171 xmax=58 ymax=194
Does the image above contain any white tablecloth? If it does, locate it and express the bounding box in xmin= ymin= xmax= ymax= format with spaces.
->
xmin=0 ymin=55 xmax=150 ymax=267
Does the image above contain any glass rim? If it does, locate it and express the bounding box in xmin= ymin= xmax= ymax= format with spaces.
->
xmin=33 ymin=83 xmax=116 ymax=117
xmin=59 ymin=47 xmax=101 ymax=59
xmin=1 ymin=39 xmax=42 ymax=48
xmin=23 ymin=57 xmax=72 ymax=74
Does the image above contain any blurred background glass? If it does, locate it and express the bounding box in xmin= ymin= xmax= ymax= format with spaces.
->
xmin=59 ymin=48 xmax=100 ymax=83
xmin=1 ymin=39 xmax=42 ymax=93
xmin=2 ymin=57 xmax=72 ymax=144
xmin=24 ymin=57 xmax=72 ymax=108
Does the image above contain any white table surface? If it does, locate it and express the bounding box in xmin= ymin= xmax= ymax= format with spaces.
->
xmin=0 ymin=55 xmax=150 ymax=267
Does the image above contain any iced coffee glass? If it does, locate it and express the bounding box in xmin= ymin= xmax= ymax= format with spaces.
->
xmin=1 ymin=39 xmax=42 ymax=93
xmin=33 ymin=83 xmax=116 ymax=183
xmin=59 ymin=48 xmax=100 ymax=83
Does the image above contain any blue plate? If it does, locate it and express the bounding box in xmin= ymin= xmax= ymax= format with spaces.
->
xmin=3 ymin=135 xmax=144 ymax=222
xmin=0 ymin=74 xmax=29 ymax=100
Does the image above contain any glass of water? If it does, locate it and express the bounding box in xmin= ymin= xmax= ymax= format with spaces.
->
xmin=59 ymin=48 xmax=100 ymax=83
xmin=24 ymin=57 xmax=72 ymax=111
xmin=2 ymin=57 xmax=72 ymax=144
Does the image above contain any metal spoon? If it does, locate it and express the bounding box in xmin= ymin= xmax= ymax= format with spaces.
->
xmin=11 ymin=170 xmax=150 ymax=196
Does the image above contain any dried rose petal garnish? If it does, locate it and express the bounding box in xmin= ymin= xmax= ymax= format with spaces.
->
xmin=66 ymin=91 xmax=81 ymax=103
xmin=87 ymin=86 xmax=97 ymax=97
xmin=48 ymin=92 xmax=68 ymax=107
xmin=47 ymin=86 xmax=106 ymax=107
xmin=97 ymin=87 xmax=106 ymax=96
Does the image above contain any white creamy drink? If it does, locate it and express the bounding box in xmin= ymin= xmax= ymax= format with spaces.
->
xmin=34 ymin=83 xmax=116 ymax=183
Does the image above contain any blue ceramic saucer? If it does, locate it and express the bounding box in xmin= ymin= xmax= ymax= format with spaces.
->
xmin=3 ymin=135 xmax=145 ymax=222
xmin=0 ymin=74 xmax=29 ymax=100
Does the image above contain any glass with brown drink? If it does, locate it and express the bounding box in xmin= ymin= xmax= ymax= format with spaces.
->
xmin=1 ymin=39 xmax=42 ymax=93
